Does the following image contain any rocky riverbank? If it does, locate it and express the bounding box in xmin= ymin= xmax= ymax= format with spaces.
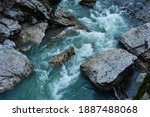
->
xmin=80 ymin=0 xmax=150 ymax=99
xmin=0 ymin=0 xmax=77 ymax=93
xmin=0 ymin=0 xmax=150 ymax=100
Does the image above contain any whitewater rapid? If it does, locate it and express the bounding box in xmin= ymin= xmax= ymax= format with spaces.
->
xmin=0 ymin=0 xmax=130 ymax=100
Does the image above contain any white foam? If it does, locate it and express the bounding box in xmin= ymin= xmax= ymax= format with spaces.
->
xmin=49 ymin=44 xmax=93 ymax=99
xmin=50 ymin=65 xmax=80 ymax=99
xmin=40 ymin=0 xmax=129 ymax=99
xmin=77 ymin=43 xmax=93 ymax=58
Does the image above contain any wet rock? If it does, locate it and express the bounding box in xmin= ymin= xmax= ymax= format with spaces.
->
xmin=79 ymin=0 xmax=96 ymax=8
xmin=80 ymin=49 xmax=137 ymax=90
xmin=15 ymin=0 xmax=51 ymax=20
xmin=49 ymin=47 xmax=75 ymax=66
xmin=51 ymin=7 xmax=77 ymax=26
xmin=0 ymin=40 xmax=33 ymax=93
xmin=17 ymin=22 xmax=48 ymax=51
xmin=119 ymin=23 xmax=150 ymax=56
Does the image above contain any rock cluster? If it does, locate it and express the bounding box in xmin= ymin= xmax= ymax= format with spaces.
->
xmin=80 ymin=0 xmax=150 ymax=99
xmin=0 ymin=0 xmax=77 ymax=45
xmin=0 ymin=0 xmax=77 ymax=93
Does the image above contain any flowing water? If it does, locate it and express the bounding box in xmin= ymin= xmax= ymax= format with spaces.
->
xmin=0 ymin=0 xmax=134 ymax=100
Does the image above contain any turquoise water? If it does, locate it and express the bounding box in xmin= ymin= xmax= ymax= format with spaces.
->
xmin=0 ymin=0 xmax=131 ymax=100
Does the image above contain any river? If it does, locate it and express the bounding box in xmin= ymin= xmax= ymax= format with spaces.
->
xmin=0 ymin=0 xmax=134 ymax=100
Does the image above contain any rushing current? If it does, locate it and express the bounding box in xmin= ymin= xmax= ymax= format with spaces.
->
xmin=0 ymin=0 xmax=134 ymax=100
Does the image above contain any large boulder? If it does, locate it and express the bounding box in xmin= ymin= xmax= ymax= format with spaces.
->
xmin=80 ymin=49 xmax=137 ymax=90
xmin=17 ymin=22 xmax=48 ymax=51
xmin=79 ymin=0 xmax=96 ymax=8
xmin=120 ymin=23 xmax=150 ymax=56
xmin=0 ymin=40 xmax=33 ymax=93
xmin=51 ymin=7 xmax=77 ymax=26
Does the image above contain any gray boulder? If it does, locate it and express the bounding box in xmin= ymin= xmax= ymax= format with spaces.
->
xmin=0 ymin=40 xmax=33 ymax=93
xmin=80 ymin=49 xmax=137 ymax=90
xmin=120 ymin=23 xmax=150 ymax=56
xmin=17 ymin=22 xmax=48 ymax=51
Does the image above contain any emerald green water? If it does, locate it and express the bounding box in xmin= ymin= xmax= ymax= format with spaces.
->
xmin=0 ymin=0 xmax=131 ymax=100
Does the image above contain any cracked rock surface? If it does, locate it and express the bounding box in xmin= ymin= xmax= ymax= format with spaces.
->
xmin=120 ymin=23 xmax=150 ymax=56
xmin=80 ymin=49 xmax=137 ymax=90
xmin=0 ymin=40 xmax=33 ymax=93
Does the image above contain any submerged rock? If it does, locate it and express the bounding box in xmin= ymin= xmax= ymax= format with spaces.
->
xmin=80 ymin=49 xmax=137 ymax=90
xmin=120 ymin=23 xmax=150 ymax=56
xmin=79 ymin=0 xmax=96 ymax=8
xmin=17 ymin=22 xmax=48 ymax=51
xmin=0 ymin=40 xmax=33 ymax=93
xmin=49 ymin=47 xmax=75 ymax=66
